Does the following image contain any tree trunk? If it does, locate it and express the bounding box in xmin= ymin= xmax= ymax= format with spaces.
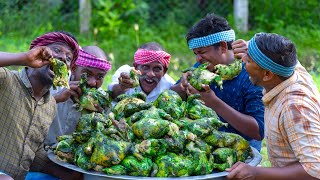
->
xmin=234 ymin=0 xmax=248 ymax=33
xmin=79 ymin=0 xmax=91 ymax=35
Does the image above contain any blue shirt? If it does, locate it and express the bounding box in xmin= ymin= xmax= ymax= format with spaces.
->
xmin=192 ymin=62 xmax=265 ymax=148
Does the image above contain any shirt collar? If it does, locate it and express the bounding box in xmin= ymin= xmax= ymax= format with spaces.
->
xmin=19 ymin=67 xmax=52 ymax=103
xmin=262 ymin=71 xmax=298 ymax=105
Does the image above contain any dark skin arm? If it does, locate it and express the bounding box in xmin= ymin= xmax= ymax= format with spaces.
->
xmin=185 ymin=83 xmax=261 ymax=140
xmin=0 ymin=46 xmax=52 ymax=68
xmin=54 ymin=80 xmax=82 ymax=103
xmin=111 ymin=72 xmax=135 ymax=99
xmin=226 ymin=162 xmax=317 ymax=180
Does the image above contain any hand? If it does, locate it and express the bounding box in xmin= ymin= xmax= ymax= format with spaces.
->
xmin=179 ymin=71 xmax=192 ymax=92
xmin=118 ymin=72 xmax=134 ymax=90
xmin=54 ymin=80 xmax=82 ymax=103
xmin=25 ymin=46 xmax=53 ymax=68
xmin=185 ymin=83 xmax=218 ymax=105
xmin=232 ymin=39 xmax=248 ymax=59
xmin=226 ymin=162 xmax=256 ymax=180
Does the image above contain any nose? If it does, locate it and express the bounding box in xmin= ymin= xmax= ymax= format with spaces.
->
xmin=87 ymin=77 xmax=97 ymax=88
xmin=146 ymin=70 xmax=155 ymax=77
xmin=195 ymin=54 xmax=202 ymax=62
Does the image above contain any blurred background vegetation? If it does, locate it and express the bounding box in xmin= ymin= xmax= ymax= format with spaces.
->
xmin=0 ymin=0 xmax=319 ymax=167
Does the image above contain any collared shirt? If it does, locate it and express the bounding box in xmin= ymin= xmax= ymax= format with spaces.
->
xmin=263 ymin=64 xmax=320 ymax=179
xmin=108 ymin=65 xmax=176 ymax=103
xmin=45 ymin=97 xmax=81 ymax=146
xmin=193 ymin=62 xmax=265 ymax=150
xmin=0 ymin=67 xmax=56 ymax=180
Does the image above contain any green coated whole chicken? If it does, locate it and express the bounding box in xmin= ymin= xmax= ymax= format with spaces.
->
xmin=153 ymin=90 xmax=186 ymax=119
xmin=74 ymin=73 xmax=112 ymax=112
xmin=90 ymin=132 xmax=133 ymax=167
xmin=121 ymin=155 xmax=153 ymax=176
xmin=155 ymin=152 xmax=195 ymax=177
xmin=112 ymin=92 xmax=150 ymax=119
xmin=186 ymin=94 xmax=220 ymax=120
xmin=214 ymin=59 xmax=242 ymax=80
xmin=50 ymin=58 xmax=69 ymax=89
xmin=132 ymin=118 xmax=170 ymax=139
xmin=184 ymin=62 xmax=223 ymax=90
xmin=212 ymin=148 xmax=237 ymax=171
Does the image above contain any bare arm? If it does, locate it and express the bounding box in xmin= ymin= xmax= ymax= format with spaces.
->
xmin=0 ymin=46 xmax=52 ymax=68
xmin=227 ymin=162 xmax=317 ymax=180
xmin=187 ymin=84 xmax=261 ymax=140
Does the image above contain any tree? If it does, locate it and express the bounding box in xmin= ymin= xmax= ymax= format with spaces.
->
xmin=79 ymin=0 xmax=91 ymax=35
xmin=234 ymin=0 xmax=248 ymax=32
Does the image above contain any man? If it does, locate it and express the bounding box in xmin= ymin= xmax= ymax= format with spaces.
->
xmin=226 ymin=33 xmax=320 ymax=180
xmin=109 ymin=42 xmax=175 ymax=102
xmin=45 ymin=45 xmax=112 ymax=146
xmin=0 ymin=31 xmax=79 ymax=179
xmin=171 ymin=13 xmax=265 ymax=151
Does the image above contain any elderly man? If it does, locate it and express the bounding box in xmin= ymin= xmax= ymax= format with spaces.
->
xmin=45 ymin=45 xmax=112 ymax=146
xmin=171 ymin=14 xmax=265 ymax=151
xmin=227 ymin=33 xmax=320 ymax=180
xmin=109 ymin=42 xmax=175 ymax=102
xmin=0 ymin=31 xmax=79 ymax=180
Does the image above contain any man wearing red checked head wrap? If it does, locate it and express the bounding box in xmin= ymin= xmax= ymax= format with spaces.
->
xmin=45 ymin=45 xmax=111 ymax=146
xmin=109 ymin=42 xmax=175 ymax=103
xmin=0 ymin=31 xmax=81 ymax=180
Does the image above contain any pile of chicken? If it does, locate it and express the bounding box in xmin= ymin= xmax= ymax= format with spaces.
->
xmin=53 ymin=61 xmax=250 ymax=177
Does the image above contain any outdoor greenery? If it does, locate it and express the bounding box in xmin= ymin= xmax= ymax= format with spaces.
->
xmin=0 ymin=0 xmax=319 ymax=166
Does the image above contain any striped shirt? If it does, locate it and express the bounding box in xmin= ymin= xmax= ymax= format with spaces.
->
xmin=263 ymin=63 xmax=320 ymax=178
xmin=0 ymin=67 xmax=56 ymax=180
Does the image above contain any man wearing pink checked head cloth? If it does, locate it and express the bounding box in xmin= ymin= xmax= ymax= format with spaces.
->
xmin=109 ymin=42 xmax=175 ymax=103
xmin=0 ymin=31 xmax=82 ymax=180
xmin=45 ymin=45 xmax=111 ymax=146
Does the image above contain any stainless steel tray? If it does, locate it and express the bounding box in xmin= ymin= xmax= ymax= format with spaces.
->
xmin=48 ymin=147 xmax=261 ymax=180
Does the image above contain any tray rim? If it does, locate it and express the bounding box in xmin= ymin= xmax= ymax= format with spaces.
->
xmin=48 ymin=146 xmax=261 ymax=180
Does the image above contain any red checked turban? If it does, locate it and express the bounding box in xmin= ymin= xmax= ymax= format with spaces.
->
xmin=134 ymin=49 xmax=171 ymax=69
xmin=75 ymin=49 xmax=112 ymax=71
xmin=30 ymin=32 xmax=79 ymax=65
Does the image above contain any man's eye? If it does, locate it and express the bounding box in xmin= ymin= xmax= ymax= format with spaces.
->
xmin=66 ymin=57 xmax=71 ymax=63
xmin=54 ymin=47 xmax=60 ymax=53
xmin=141 ymin=66 xmax=149 ymax=71
xmin=153 ymin=67 xmax=162 ymax=73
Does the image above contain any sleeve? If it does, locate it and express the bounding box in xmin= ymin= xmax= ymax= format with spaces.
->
xmin=0 ymin=67 xmax=9 ymax=86
xmin=282 ymin=99 xmax=320 ymax=179
xmin=108 ymin=64 xmax=132 ymax=91
xmin=242 ymin=77 xmax=265 ymax=139
xmin=29 ymin=143 xmax=51 ymax=172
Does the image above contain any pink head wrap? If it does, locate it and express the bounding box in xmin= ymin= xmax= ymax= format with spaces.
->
xmin=75 ymin=49 xmax=112 ymax=71
xmin=134 ymin=49 xmax=171 ymax=69
xmin=30 ymin=32 xmax=79 ymax=65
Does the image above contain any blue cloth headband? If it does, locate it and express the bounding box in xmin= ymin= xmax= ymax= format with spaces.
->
xmin=188 ymin=30 xmax=235 ymax=49
xmin=247 ymin=36 xmax=296 ymax=77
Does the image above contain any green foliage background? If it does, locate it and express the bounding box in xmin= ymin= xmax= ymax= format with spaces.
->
xmin=0 ymin=0 xmax=319 ymax=90
xmin=0 ymin=0 xmax=319 ymax=167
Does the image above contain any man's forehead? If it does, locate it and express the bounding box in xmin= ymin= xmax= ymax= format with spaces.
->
xmin=78 ymin=66 xmax=107 ymax=74
xmin=138 ymin=61 xmax=164 ymax=67
xmin=48 ymin=42 xmax=72 ymax=51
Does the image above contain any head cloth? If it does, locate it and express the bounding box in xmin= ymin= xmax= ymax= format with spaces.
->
xmin=134 ymin=49 xmax=171 ymax=69
xmin=75 ymin=48 xmax=112 ymax=71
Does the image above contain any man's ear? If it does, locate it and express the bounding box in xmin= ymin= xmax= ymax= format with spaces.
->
xmin=133 ymin=63 xmax=138 ymax=69
xmin=219 ymin=41 xmax=228 ymax=53
xmin=263 ymin=70 xmax=274 ymax=81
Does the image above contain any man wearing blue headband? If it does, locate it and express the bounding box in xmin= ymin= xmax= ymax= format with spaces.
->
xmin=227 ymin=33 xmax=320 ymax=180
xmin=171 ymin=13 xmax=265 ymax=151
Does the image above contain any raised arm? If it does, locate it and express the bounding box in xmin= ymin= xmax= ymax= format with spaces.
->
xmin=0 ymin=46 xmax=52 ymax=68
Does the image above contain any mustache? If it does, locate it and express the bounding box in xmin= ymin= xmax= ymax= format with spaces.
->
xmin=140 ymin=75 xmax=160 ymax=83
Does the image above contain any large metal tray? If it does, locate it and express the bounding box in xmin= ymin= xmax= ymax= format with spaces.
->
xmin=48 ymin=147 xmax=261 ymax=180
